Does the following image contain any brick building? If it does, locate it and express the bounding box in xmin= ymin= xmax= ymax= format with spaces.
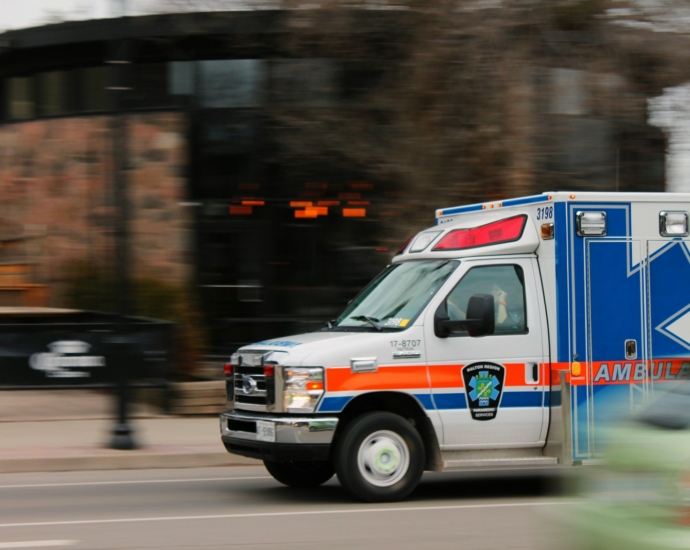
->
xmin=0 ymin=7 xmax=682 ymax=355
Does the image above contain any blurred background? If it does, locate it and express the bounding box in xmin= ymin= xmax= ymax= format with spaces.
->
xmin=0 ymin=0 xmax=689 ymax=382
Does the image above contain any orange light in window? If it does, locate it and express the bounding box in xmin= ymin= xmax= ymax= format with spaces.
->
xmin=230 ymin=206 xmax=252 ymax=215
xmin=348 ymin=200 xmax=370 ymax=206
xmin=291 ymin=201 xmax=312 ymax=208
xmin=343 ymin=208 xmax=366 ymax=218
xmin=348 ymin=181 xmax=373 ymax=190
xmin=242 ymin=200 xmax=265 ymax=206
xmin=295 ymin=208 xmax=318 ymax=219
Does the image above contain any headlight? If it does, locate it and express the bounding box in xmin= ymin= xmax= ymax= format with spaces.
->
xmin=283 ymin=367 xmax=324 ymax=413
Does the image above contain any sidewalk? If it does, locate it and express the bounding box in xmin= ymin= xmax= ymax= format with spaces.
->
xmin=0 ymin=390 xmax=261 ymax=474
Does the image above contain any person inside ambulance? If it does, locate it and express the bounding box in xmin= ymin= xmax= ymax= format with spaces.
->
xmin=445 ymin=265 xmax=526 ymax=333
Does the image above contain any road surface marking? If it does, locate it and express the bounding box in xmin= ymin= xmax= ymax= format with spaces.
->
xmin=0 ymin=500 xmax=575 ymax=528
xmin=0 ymin=476 xmax=271 ymax=489
xmin=0 ymin=542 xmax=76 ymax=548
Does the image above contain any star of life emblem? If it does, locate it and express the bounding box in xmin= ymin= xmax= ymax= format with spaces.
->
xmin=462 ymin=362 xmax=505 ymax=421
xmin=470 ymin=371 xmax=500 ymax=407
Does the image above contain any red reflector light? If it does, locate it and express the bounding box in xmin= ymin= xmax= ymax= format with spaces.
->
xmin=264 ymin=365 xmax=275 ymax=377
xmin=224 ymin=363 xmax=233 ymax=376
xmin=433 ymin=215 xmax=527 ymax=251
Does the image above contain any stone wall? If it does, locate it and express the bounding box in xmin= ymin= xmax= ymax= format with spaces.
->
xmin=0 ymin=112 xmax=191 ymax=305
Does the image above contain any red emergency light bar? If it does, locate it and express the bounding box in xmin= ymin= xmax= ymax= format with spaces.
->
xmin=432 ymin=214 xmax=527 ymax=251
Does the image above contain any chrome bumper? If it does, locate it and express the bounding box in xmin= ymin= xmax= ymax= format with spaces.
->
xmin=220 ymin=410 xmax=339 ymax=445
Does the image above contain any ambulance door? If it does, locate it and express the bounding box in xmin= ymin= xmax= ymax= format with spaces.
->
xmin=424 ymin=257 xmax=547 ymax=448
xmin=585 ymin=239 xmax=648 ymax=458
xmin=646 ymin=240 xmax=690 ymax=395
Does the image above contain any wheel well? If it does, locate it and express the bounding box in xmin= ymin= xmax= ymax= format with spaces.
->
xmin=332 ymin=392 xmax=441 ymax=471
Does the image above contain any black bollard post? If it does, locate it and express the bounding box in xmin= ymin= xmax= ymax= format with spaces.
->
xmin=109 ymin=335 xmax=137 ymax=450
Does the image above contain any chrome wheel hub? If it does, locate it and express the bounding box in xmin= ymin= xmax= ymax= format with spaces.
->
xmin=357 ymin=430 xmax=410 ymax=487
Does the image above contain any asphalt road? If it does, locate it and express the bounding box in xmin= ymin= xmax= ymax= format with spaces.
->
xmin=0 ymin=466 xmax=575 ymax=550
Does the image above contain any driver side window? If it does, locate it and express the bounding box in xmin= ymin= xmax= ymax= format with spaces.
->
xmin=446 ymin=264 xmax=527 ymax=335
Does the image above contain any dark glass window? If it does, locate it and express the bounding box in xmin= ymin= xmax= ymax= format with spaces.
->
xmin=38 ymin=71 xmax=77 ymax=116
xmin=269 ymin=60 xmax=338 ymax=107
xmin=446 ymin=265 xmax=527 ymax=334
xmin=196 ymin=110 xmax=262 ymax=199
xmin=341 ymin=62 xmax=384 ymax=101
xmin=199 ymin=60 xmax=265 ymax=109
xmin=7 ymin=77 xmax=35 ymax=120
xmin=169 ymin=61 xmax=195 ymax=97
xmin=128 ymin=63 xmax=170 ymax=109
xmin=79 ymin=66 xmax=113 ymax=112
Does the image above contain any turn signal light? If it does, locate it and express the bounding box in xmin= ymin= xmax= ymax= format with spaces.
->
xmin=306 ymin=381 xmax=324 ymax=391
xmin=541 ymin=223 xmax=554 ymax=240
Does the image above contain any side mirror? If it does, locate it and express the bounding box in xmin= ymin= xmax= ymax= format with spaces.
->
xmin=434 ymin=293 xmax=495 ymax=338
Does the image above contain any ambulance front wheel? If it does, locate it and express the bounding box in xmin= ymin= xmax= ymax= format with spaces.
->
xmin=263 ymin=459 xmax=335 ymax=487
xmin=335 ymin=412 xmax=425 ymax=502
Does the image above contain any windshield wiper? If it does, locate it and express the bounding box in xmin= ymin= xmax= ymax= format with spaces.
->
xmin=350 ymin=315 xmax=382 ymax=331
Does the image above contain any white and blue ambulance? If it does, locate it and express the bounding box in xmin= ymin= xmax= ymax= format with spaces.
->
xmin=220 ymin=192 xmax=690 ymax=501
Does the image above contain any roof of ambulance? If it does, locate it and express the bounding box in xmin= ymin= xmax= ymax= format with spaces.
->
xmin=393 ymin=191 xmax=690 ymax=263
xmin=435 ymin=191 xmax=690 ymax=219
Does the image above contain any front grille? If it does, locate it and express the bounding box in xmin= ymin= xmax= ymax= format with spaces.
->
xmin=236 ymin=395 xmax=265 ymax=405
xmin=234 ymin=364 xmax=272 ymax=409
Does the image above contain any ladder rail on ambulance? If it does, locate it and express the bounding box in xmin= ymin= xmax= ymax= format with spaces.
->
xmin=220 ymin=191 xmax=690 ymax=502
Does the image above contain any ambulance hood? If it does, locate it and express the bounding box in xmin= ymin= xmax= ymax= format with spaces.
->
xmin=237 ymin=330 xmax=387 ymax=367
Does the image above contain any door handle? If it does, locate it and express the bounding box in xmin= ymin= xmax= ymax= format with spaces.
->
xmin=625 ymin=339 xmax=637 ymax=360
xmin=525 ymin=363 xmax=539 ymax=384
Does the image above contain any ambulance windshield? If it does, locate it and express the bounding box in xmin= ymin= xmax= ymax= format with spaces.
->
xmin=332 ymin=260 xmax=458 ymax=331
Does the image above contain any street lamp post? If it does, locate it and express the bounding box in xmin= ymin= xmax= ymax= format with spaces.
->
xmin=107 ymin=38 xmax=137 ymax=450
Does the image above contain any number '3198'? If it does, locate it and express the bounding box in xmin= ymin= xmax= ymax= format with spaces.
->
xmin=536 ymin=206 xmax=553 ymax=220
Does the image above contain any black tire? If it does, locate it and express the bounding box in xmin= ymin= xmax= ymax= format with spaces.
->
xmin=263 ymin=459 xmax=335 ymax=488
xmin=334 ymin=412 xmax=425 ymax=502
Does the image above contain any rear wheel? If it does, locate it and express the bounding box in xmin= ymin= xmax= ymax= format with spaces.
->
xmin=263 ymin=459 xmax=335 ymax=487
xmin=335 ymin=412 xmax=425 ymax=502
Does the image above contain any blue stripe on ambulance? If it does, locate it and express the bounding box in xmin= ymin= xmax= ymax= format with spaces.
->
xmin=437 ymin=194 xmax=551 ymax=217
xmin=318 ymin=390 xmax=549 ymax=412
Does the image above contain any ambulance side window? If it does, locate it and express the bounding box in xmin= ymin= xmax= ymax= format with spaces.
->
xmin=445 ymin=265 xmax=527 ymax=335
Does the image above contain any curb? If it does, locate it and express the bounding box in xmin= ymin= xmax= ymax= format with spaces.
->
xmin=0 ymin=452 xmax=261 ymax=474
